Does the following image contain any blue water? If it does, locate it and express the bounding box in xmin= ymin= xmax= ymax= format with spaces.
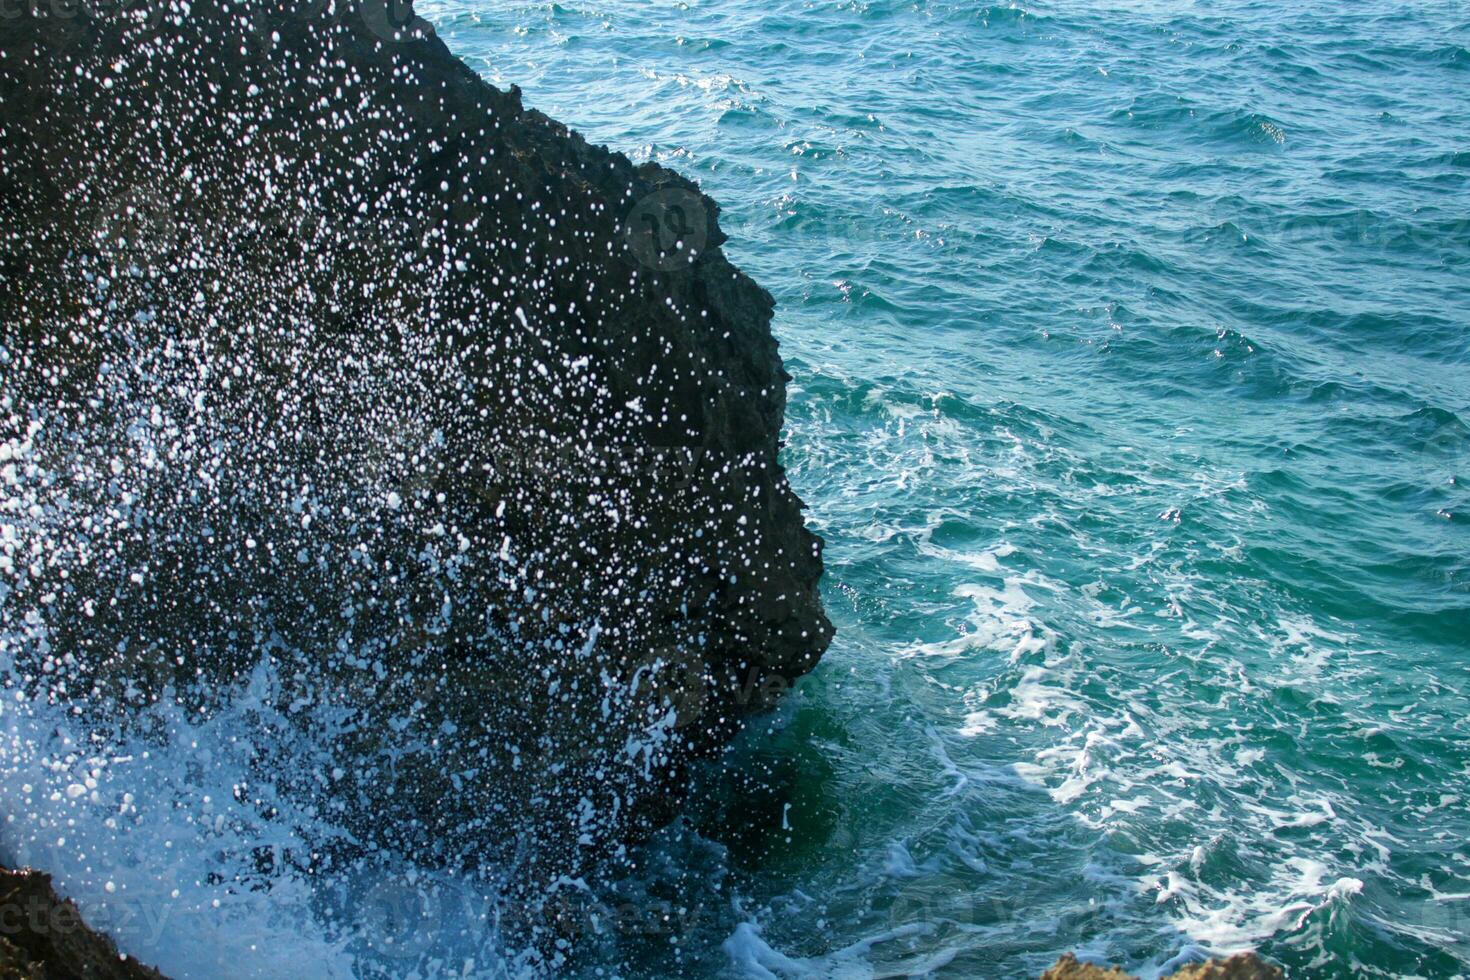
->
xmin=418 ymin=0 xmax=1470 ymax=975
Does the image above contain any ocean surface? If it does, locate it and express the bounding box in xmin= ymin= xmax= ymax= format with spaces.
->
xmin=3 ymin=0 xmax=1468 ymax=977
xmin=428 ymin=0 xmax=1470 ymax=975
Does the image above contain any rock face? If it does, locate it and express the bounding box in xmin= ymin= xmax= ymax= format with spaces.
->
xmin=0 ymin=866 xmax=166 ymax=979
xmin=1041 ymin=952 xmax=1284 ymax=980
xmin=0 ymin=0 xmax=830 ymax=884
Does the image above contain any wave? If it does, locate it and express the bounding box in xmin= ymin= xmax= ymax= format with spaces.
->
xmin=1109 ymin=96 xmax=1290 ymax=148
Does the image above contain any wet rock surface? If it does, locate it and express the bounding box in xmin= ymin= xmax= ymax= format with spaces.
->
xmin=0 ymin=866 xmax=165 ymax=979
xmin=0 ymin=0 xmax=830 ymax=888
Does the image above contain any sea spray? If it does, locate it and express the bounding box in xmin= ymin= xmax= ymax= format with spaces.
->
xmin=1 ymin=0 xmax=829 ymax=971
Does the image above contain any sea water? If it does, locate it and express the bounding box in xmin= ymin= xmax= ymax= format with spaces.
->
xmin=3 ymin=0 xmax=1467 ymax=977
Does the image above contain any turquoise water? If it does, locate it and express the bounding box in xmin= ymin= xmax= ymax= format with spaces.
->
xmin=422 ymin=1 xmax=1470 ymax=976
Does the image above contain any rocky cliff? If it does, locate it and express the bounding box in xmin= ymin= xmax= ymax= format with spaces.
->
xmin=0 ymin=0 xmax=830 ymax=890
xmin=0 ymin=866 xmax=165 ymax=979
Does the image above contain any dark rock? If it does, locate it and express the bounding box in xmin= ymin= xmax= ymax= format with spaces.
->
xmin=0 ymin=0 xmax=830 ymax=887
xmin=0 ymin=866 xmax=167 ymax=979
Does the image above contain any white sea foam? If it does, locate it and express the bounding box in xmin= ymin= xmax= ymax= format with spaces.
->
xmin=0 ymin=655 xmax=537 ymax=979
